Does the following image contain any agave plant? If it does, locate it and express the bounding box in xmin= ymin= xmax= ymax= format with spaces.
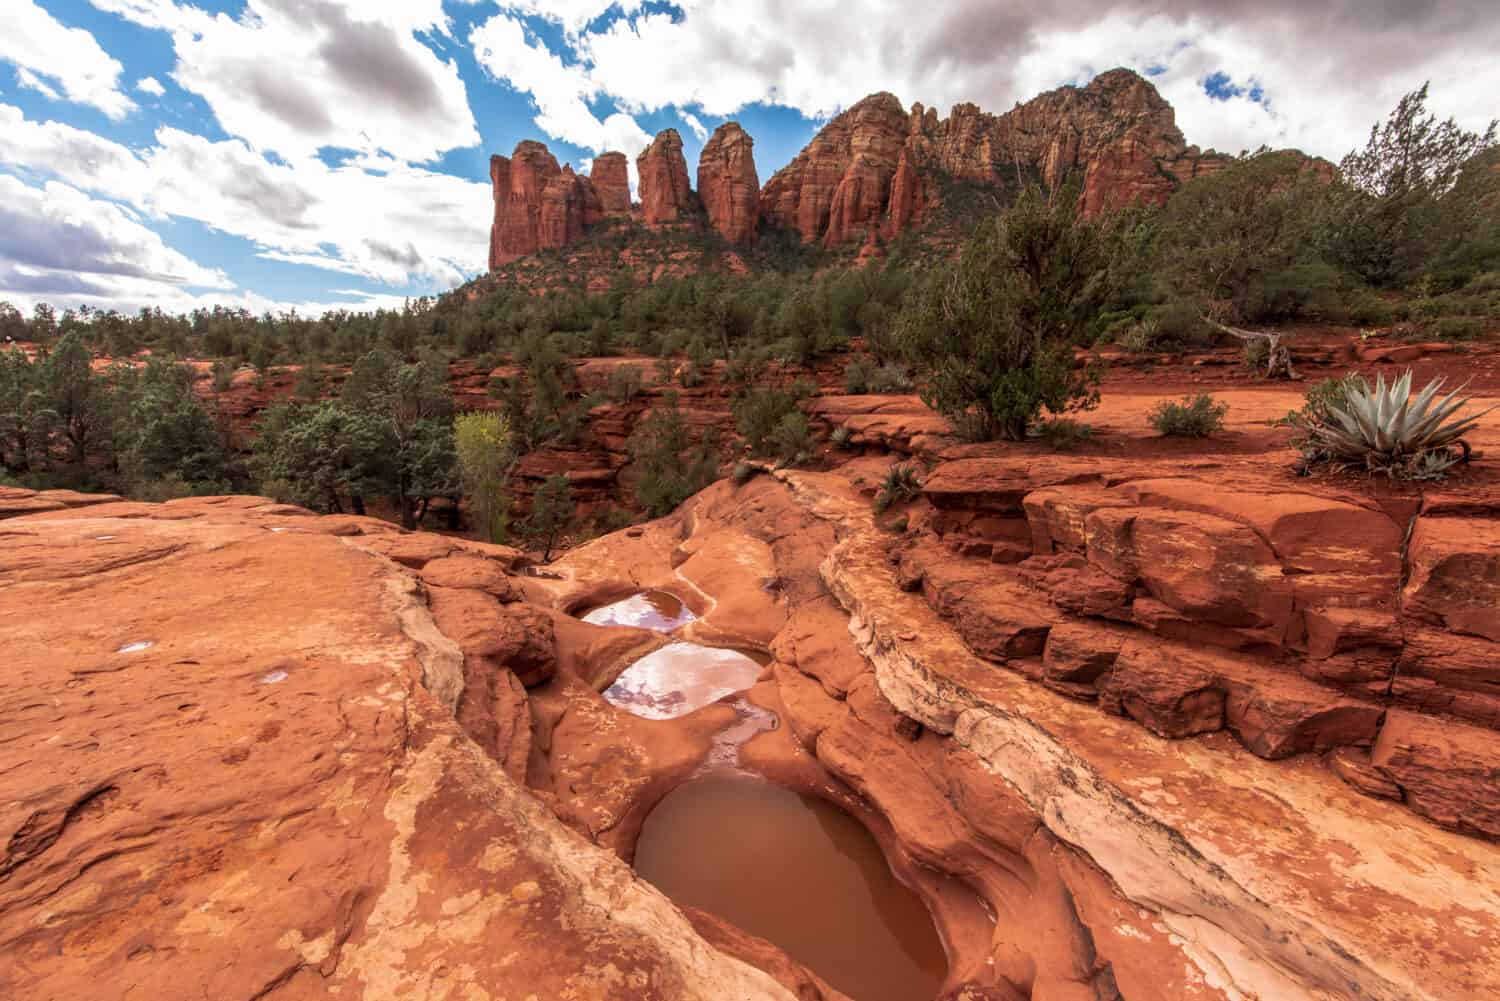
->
xmin=1302 ymin=370 xmax=1494 ymax=479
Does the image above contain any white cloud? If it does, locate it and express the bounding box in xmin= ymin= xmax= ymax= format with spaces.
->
xmin=0 ymin=104 xmax=490 ymax=291
xmin=470 ymin=12 xmax=652 ymax=185
xmin=553 ymin=0 xmax=1500 ymax=163
xmin=136 ymin=76 xmax=166 ymax=96
xmin=0 ymin=0 xmax=136 ymax=119
xmin=89 ymin=0 xmax=479 ymax=162
xmin=0 ymin=175 xmax=233 ymax=311
xmin=501 ymin=1 xmax=645 ymax=35
xmin=15 ymin=68 xmax=64 ymax=102
xmin=680 ymin=110 xmax=708 ymax=142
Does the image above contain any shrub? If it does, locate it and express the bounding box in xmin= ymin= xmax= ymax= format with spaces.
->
xmin=874 ymin=465 xmax=922 ymax=512
xmin=1346 ymin=291 xmax=1395 ymax=327
xmin=731 ymin=461 xmax=759 ymax=486
xmin=869 ymin=362 xmax=913 ymax=393
xmin=831 ymin=426 xmax=853 ymax=449
xmin=1035 ymin=418 xmax=1093 ymax=449
xmin=629 ymin=396 xmax=722 ymax=517
xmin=1434 ymin=316 xmax=1484 ymax=341
xmin=454 ymin=411 xmax=513 ymax=543
xmin=1281 ymin=373 xmax=1369 ymax=430
xmin=896 ymin=183 xmax=1108 ymax=441
xmin=732 ymin=387 xmax=804 ymax=457
xmin=1297 ymin=370 xmax=1495 ymax=479
xmin=844 ymin=356 xmax=876 ymax=394
xmin=605 ymin=365 xmax=644 ymax=403
xmin=1149 ymin=394 xmax=1230 ymax=437
xmin=767 ymin=411 xmax=813 ymax=466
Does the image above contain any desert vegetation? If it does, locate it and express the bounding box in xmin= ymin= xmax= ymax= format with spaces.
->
xmin=2 ymin=87 xmax=1496 ymax=527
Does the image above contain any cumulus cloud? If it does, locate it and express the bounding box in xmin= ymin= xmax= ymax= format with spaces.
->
xmin=0 ymin=104 xmax=490 ymax=291
xmin=470 ymin=12 xmax=652 ymax=185
xmin=0 ymin=0 xmax=136 ymax=118
xmin=89 ymin=0 xmax=479 ymax=162
xmin=0 ymin=175 xmax=232 ymax=312
xmin=136 ymin=76 xmax=165 ymax=96
xmin=523 ymin=0 xmax=1500 ymax=162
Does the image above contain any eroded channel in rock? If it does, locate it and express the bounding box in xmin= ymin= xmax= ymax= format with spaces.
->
xmin=635 ymin=774 xmax=947 ymax=1001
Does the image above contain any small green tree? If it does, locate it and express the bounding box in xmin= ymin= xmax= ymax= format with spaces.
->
xmin=341 ymin=347 xmax=457 ymax=528
xmin=116 ymin=356 xmax=234 ymax=493
xmin=454 ymin=411 xmax=514 ymax=543
xmin=1157 ymin=149 xmax=1327 ymax=320
xmin=1325 ymin=85 xmax=1498 ymax=287
xmin=526 ymin=474 xmax=573 ymax=561
xmin=40 ymin=332 xmax=106 ymax=464
xmin=0 ymin=347 xmax=43 ymax=474
xmin=895 ymin=184 xmax=1107 ymax=441
xmin=629 ymin=394 xmax=721 ymax=517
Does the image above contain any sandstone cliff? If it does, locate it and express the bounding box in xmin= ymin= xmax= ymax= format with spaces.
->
xmin=698 ymin=122 xmax=761 ymax=244
xmin=761 ymin=67 xmax=1236 ymax=245
xmin=488 ymin=68 xmax=1254 ymax=268
xmin=637 ymin=128 xmax=694 ymax=226
xmin=491 ymin=141 xmax=622 ymax=268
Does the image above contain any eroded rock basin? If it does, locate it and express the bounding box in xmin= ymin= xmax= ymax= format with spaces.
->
xmin=582 ymin=588 xmax=696 ymax=630
xmin=635 ymin=775 xmax=947 ymax=1001
xmin=586 ymin=593 xmax=947 ymax=1000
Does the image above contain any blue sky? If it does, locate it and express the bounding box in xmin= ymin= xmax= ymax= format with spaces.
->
xmin=2 ymin=0 xmax=1496 ymax=316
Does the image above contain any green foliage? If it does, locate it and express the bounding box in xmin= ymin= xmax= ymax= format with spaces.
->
xmin=605 ymin=364 xmax=644 ymax=403
xmin=628 ymin=394 xmax=722 ymax=517
xmin=526 ymin=474 xmax=574 ymax=561
xmin=731 ymin=461 xmax=759 ymax=486
xmin=830 ymin=426 xmax=853 ymax=449
xmin=454 ymin=411 xmax=514 ymax=543
xmin=1433 ymin=316 xmax=1485 ymax=341
xmin=1157 ymin=150 xmax=1327 ymax=322
xmin=114 ymin=356 xmax=235 ymax=494
xmin=1034 ymin=418 xmax=1093 ymax=449
xmin=1324 ymin=85 xmax=1499 ymax=288
xmin=896 ymin=184 xmax=1107 ymax=441
xmin=254 ymin=401 xmax=389 ymax=513
xmin=1149 ymin=394 xmax=1230 ymax=437
xmin=1297 ymin=370 xmax=1494 ymax=479
xmin=874 ymin=465 xmax=922 ymax=513
xmin=731 ymin=386 xmax=805 ymax=457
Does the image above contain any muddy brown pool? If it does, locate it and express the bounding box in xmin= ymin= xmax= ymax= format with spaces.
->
xmin=634 ymin=775 xmax=946 ymax=1001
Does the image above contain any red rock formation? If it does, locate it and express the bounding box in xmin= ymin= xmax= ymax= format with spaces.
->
xmin=761 ymin=68 xmax=1239 ymax=245
xmin=539 ymin=165 xmax=603 ymax=250
xmin=637 ymin=128 xmax=693 ymax=226
xmin=489 ymin=141 xmax=609 ymax=268
xmin=590 ymin=151 xmax=631 ymax=215
xmin=490 ymin=141 xmax=561 ymax=267
xmin=697 ymin=122 xmax=760 ymax=244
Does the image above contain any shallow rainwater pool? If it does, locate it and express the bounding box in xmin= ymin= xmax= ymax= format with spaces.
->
xmin=581 ymin=590 xmax=696 ymax=631
xmin=634 ymin=774 xmax=947 ymax=1001
xmin=603 ymin=643 xmax=763 ymax=720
